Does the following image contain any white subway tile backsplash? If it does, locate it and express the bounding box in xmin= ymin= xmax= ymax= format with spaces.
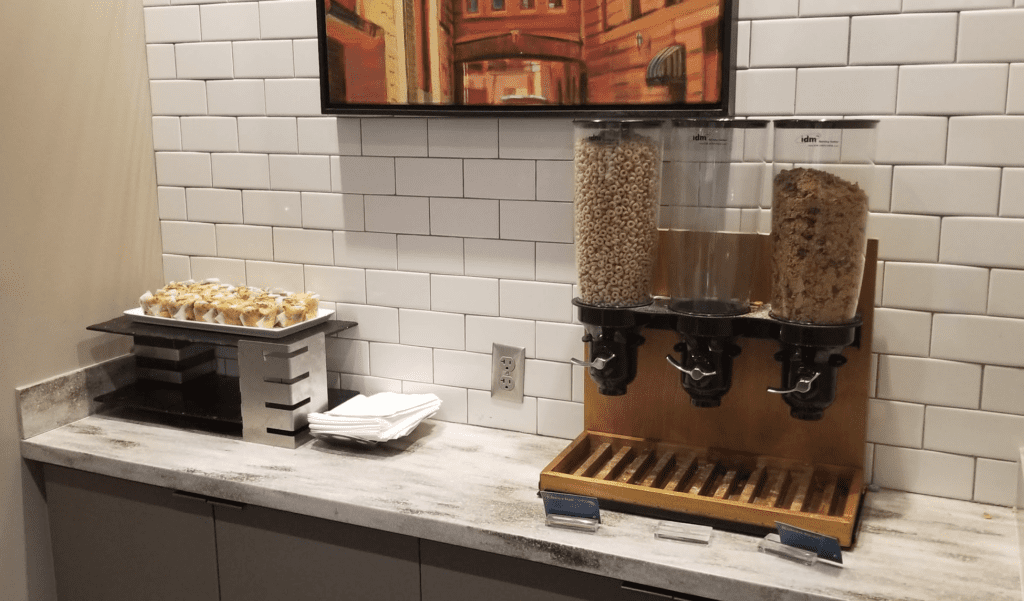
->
xmin=734 ymin=69 xmax=797 ymax=115
xmin=796 ymin=67 xmax=899 ymax=114
xmin=571 ymin=365 xmax=585 ymax=402
xmin=259 ymin=0 xmax=317 ymax=39
xmin=238 ymin=117 xmax=298 ymax=154
xmin=999 ymin=169 xmax=1024 ymax=217
xmin=500 ymin=280 xmax=573 ymax=323
xmin=958 ymin=9 xmax=1024 ymax=63
xmin=215 ymin=224 xmax=273 ymax=260
xmin=265 ymin=79 xmax=321 ymax=116
xmin=535 ymin=243 xmax=575 ymax=284
xmin=402 ymin=382 xmax=468 ymax=423
xmin=190 ymin=256 xmax=246 ymax=285
xmin=334 ymin=303 xmax=400 ymax=343
xmin=736 ymin=21 xmax=750 ymax=69
xmin=395 ymin=158 xmax=463 ymax=197
xmin=872 ymin=117 xmax=948 ymax=165
xmin=400 ymin=309 xmax=465 ymax=350
xmin=801 ymin=0 xmax=902 ymax=15
xmin=850 ymin=13 xmax=956 ymax=66
xmin=536 ymin=161 xmax=573 ymax=202
xmin=750 ymin=17 xmax=849 ymax=68
xmin=430 ymin=197 xmax=499 ymax=239
xmin=180 ymin=116 xmax=238 ymax=152
xmin=232 ymin=40 xmax=294 ymax=78
xmin=866 ymin=213 xmax=941 ymax=262
xmin=152 ymin=117 xmax=182 ymax=151
xmin=366 ymin=270 xmax=430 ymax=309
xmin=873 ymin=445 xmax=974 ymax=500
xmin=186 ymin=188 xmax=242 ymax=223
xmin=163 ymin=254 xmax=191 ymax=282
xmin=500 ymin=201 xmax=572 ymax=243
xmin=536 ymin=398 xmax=584 ymax=440
xmin=947 ymin=117 xmax=1024 ymax=167
xmin=364 ymin=195 xmax=430 ymax=234
xmin=524 ymin=359 xmax=572 ymax=401
xmin=498 ymin=119 xmax=573 ymax=160
xmin=464 ymin=239 xmax=535 ymax=280
xmin=150 ymin=80 xmax=207 ymax=115
xmin=431 ymin=275 xmax=499 ymax=316
xmin=464 ymin=159 xmax=535 ymax=200
xmin=155 ymin=152 xmax=212 ymax=187
xmin=932 ymin=314 xmax=1024 ymax=367
xmin=144 ymin=6 xmax=201 ymax=43
xmin=940 ymin=217 xmax=1024 ymax=269
xmin=207 ymin=80 xmax=265 ymax=116
xmin=304 ymin=265 xmax=366 ymax=302
xmin=269 ymin=154 xmax=331 ymax=192
xmin=435 ymin=351 xmax=491 ymax=390
xmin=334 ymin=231 xmax=396 ymax=269
xmin=245 ymin=260 xmax=305 ymax=292
xmin=737 ymin=0 xmax=798 ymax=19
xmin=981 ymin=366 xmax=1024 ymax=415
xmin=340 ymin=374 xmax=403 ymax=394
xmin=212 ymin=153 xmax=271 ymax=189
xmin=925 ymin=406 xmax=1024 ymax=461
xmin=898 ymin=64 xmax=1009 ymax=115
xmin=161 ymin=221 xmax=217 ymax=256
xmin=147 ymin=44 xmax=176 ymax=79
xmin=242 ymin=190 xmax=301 ymax=226
xmin=989 ymin=269 xmax=1024 ymax=318
xmin=974 ymin=458 xmax=1018 ymax=506
xmin=872 ymin=308 xmax=932 ymax=357
xmin=158 ymin=187 xmax=187 ymax=220
xmin=467 ymin=389 xmax=538 ymax=434
xmin=335 ymin=157 xmax=396 ymax=194
xmin=535 ymin=322 xmax=585 ymax=363
xmin=427 ymin=119 xmax=498 ymax=158
xmin=273 ymin=227 xmax=333 ymax=265
xmin=397 ymin=235 xmax=464 ymax=275
xmin=200 ymin=3 xmax=260 ymax=41
xmin=883 ymin=262 xmax=988 ymax=313
xmin=298 ymin=117 xmax=358 ymax=155
xmin=1008 ymin=64 xmax=1024 ymax=114
xmin=903 ymin=0 xmax=1012 ymax=10
xmin=292 ymin=39 xmax=320 ymax=78
xmin=465 ymin=316 xmax=536 ymax=357
xmin=326 ymin=338 xmax=370 ymax=375
xmin=362 ymin=118 xmax=429 ymax=157
xmin=175 ymin=42 xmax=233 ymax=79
xmin=867 ymin=399 xmax=925 ymax=447
xmin=877 ymin=355 xmax=983 ymax=409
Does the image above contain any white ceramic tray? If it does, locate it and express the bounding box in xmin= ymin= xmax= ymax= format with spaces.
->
xmin=125 ymin=307 xmax=334 ymax=339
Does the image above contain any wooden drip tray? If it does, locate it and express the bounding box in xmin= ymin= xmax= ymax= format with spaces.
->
xmin=540 ymin=431 xmax=864 ymax=547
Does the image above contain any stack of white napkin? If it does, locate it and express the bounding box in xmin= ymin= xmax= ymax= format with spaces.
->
xmin=308 ymin=392 xmax=441 ymax=443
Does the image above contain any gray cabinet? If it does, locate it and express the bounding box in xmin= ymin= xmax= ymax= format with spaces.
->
xmin=44 ymin=465 xmax=220 ymax=601
xmin=214 ymin=504 xmax=419 ymax=601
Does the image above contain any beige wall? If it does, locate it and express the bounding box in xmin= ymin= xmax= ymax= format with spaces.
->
xmin=0 ymin=0 xmax=163 ymax=598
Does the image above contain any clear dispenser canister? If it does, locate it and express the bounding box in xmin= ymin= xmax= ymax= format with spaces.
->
xmin=573 ymin=120 xmax=665 ymax=307
xmin=666 ymin=118 xmax=769 ymax=315
xmin=770 ymin=119 xmax=878 ymax=325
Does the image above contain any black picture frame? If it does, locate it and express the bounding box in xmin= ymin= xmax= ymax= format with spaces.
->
xmin=316 ymin=0 xmax=737 ymax=117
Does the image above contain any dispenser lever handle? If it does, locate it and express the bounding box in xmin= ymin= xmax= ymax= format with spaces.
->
xmin=767 ymin=371 xmax=820 ymax=395
xmin=665 ymin=355 xmax=716 ymax=381
xmin=571 ymin=354 xmax=614 ymax=370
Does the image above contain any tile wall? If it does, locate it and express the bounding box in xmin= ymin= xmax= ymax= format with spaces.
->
xmin=142 ymin=0 xmax=1024 ymax=505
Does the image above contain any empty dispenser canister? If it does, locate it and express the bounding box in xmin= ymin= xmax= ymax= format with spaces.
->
xmin=573 ymin=119 xmax=665 ymax=307
xmin=770 ymin=119 xmax=878 ymax=325
xmin=665 ymin=118 xmax=769 ymax=316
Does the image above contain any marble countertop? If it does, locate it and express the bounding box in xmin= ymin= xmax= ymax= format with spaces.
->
xmin=22 ymin=413 xmax=1022 ymax=601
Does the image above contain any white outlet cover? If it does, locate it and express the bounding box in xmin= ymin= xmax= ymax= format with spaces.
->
xmin=491 ymin=343 xmax=526 ymax=403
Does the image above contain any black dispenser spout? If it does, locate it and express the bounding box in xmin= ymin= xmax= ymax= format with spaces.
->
xmin=666 ymin=312 xmax=742 ymax=408
xmin=571 ymin=300 xmax=647 ymax=397
xmin=768 ymin=319 xmax=860 ymax=421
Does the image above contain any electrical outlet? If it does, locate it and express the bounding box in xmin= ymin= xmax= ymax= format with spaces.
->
xmin=491 ymin=343 xmax=526 ymax=403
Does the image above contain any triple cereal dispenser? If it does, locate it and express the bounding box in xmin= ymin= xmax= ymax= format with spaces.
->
xmin=541 ymin=118 xmax=879 ymax=547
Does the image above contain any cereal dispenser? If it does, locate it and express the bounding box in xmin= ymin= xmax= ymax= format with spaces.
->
xmin=570 ymin=119 xmax=665 ymax=396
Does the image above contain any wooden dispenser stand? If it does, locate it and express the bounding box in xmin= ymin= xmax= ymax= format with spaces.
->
xmin=540 ymin=232 xmax=877 ymax=547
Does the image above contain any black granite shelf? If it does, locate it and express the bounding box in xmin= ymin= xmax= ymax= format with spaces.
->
xmin=87 ymin=315 xmax=357 ymax=347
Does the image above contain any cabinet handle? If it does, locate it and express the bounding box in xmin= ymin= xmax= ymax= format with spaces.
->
xmin=173 ymin=490 xmax=246 ymax=510
xmin=621 ymin=582 xmax=718 ymax=601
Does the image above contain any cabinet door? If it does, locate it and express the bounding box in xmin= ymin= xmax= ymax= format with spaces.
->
xmin=214 ymin=504 xmax=420 ymax=601
xmin=421 ymin=540 xmax=677 ymax=601
xmin=44 ymin=465 xmax=220 ymax=601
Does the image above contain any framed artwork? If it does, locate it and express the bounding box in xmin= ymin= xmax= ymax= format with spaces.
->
xmin=317 ymin=0 xmax=736 ymax=116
